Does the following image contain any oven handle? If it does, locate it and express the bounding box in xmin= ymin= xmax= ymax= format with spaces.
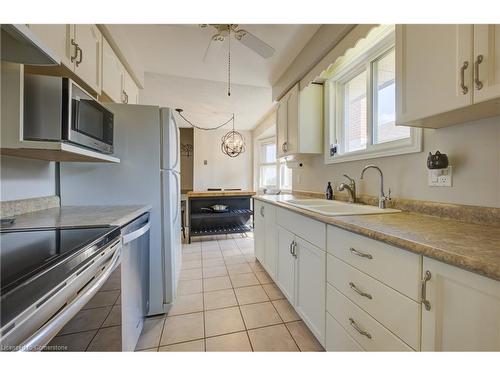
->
xmin=122 ymin=221 xmax=151 ymax=245
xmin=16 ymin=246 xmax=121 ymax=352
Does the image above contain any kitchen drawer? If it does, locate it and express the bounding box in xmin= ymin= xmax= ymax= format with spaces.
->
xmin=326 ymin=312 xmax=364 ymax=351
xmin=326 ymin=284 xmax=413 ymax=351
xmin=277 ymin=207 xmax=326 ymax=249
xmin=327 ymin=225 xmax=421 ymax=300
xmin=327 ymin=254 xmax=420 ymax=350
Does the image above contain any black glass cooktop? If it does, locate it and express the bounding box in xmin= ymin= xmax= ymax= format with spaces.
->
xmin=0 ymin=226 xmax=121 ymax=328
xmin=0 ymin=226 xmax=116 ymax=294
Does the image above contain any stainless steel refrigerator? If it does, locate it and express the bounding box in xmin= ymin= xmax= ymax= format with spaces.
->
xmin=60 ymin=104 xmax=182 ymax=317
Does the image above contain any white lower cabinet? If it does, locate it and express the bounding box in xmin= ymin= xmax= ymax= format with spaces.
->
xmin=253 ymin=200 xmax=266 ymax=264
xmin=276 ymin=223 xmax=326 ymax=346
xmin=327 ymin=284 xmax=413 ymax=351
xmin=326 ymin=312 xmax=364 ymax=351
xmin=276 ymin=226 xmax=297 ymax=304
xmin=421 ymin=257 xmax=500 ymax=351
xmin=295 ymin=237 xmax=326 ymax=343
xmin=253 ymin=200 xmax=277 ymax=278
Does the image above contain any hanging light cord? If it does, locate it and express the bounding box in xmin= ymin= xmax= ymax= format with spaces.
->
xmin=228 ymin=26 xmax=231 ymax=96
xmin=175 ymin=109 xmax=234 ymax=131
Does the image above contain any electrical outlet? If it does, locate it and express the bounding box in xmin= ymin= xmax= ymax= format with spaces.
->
xmin=428 ymin=166 xmax=452 ymax=187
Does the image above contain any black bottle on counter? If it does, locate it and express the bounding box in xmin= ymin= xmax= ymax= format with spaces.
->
xmin=326 ymin=181 xmax=334 ymax=200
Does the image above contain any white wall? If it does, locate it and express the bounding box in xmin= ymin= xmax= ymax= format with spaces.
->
xmin=294 ymin=117 xmax=500 ymax=208
xmin=193 ymin=129 xmax=253 ymax=191
xmin=0 ymin=156 xmax=56 ymax=201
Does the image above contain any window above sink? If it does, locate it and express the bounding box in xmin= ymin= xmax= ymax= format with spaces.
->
xmin=324 ymin=24 xmax=422 ymax=164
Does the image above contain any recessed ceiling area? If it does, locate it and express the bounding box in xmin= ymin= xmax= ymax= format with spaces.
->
xmin=104 ymin=24 xmax=323 ymax=130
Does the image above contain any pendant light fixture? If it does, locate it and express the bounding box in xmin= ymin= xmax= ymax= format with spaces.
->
xmin=221 ymin=115 xmax=245 ymax=157
xmin=175 ymin=109 xmax=245 ymax=158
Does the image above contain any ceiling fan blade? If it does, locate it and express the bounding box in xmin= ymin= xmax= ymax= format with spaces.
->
xmin=202 ymin=35 xmax=224 ymax=63
xmin=236 ymin=30 xmax=275 ymax=58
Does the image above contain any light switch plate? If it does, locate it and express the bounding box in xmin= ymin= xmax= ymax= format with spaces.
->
xmin=428 ymin=166 xmax=452 ymax=187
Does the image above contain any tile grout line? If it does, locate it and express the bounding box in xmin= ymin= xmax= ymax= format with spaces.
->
xmin=84 ymin=282 xmax=121 ymax=351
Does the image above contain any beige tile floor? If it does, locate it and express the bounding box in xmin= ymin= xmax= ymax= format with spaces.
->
xmin=135 ymin=234 xmax=324 ymax=352
xmin=45 ymin=266 xmax=122 ymax=351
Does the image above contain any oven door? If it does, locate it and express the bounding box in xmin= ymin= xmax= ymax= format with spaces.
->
xmin=67 ymin=81 xmax=114 ymax=154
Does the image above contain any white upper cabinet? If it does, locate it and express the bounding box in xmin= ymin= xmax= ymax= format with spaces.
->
xmin=27 ymin=24 xmax=74 ymax=68
xmin=396 ymin=24 xmax=500 ymax=128
xmin=473 ymin=24 xmax=500 ymax=103
xmin=123 ymin=69 xmax=139 ymax=104
xmin=73 ymin=25 xmax=102 ymax=93
xmin=421 ymin=257 xmax=500 ymax=351
xmin=396 ymin=25 xmax=473 ymax=125
xmin=102 ymin=38 xmax=124 ymax=103
xmin=276 ymin=83 xmax=323 ymax=158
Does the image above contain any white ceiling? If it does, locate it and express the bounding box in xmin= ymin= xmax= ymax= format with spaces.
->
xmin=105 ymin=24 xmax=322 ymax=129
xmin=106 ymin=24 xmax=321 ymax=87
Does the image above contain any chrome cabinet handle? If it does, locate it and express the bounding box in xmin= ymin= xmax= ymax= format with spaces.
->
xmin=475 ymin=54 xmax=483 ymax=90
xmin=282 ymin=142 xmax=288 ymax=153
xmin=289 ymin=241 xmax=294 ymax=256
xmin=75 ymin=45 xmax=83 ymax=66
xmin=349 ymin=282 xmax=373 ymax=300
xmin=460 ymin=61 xmax=469 ymax=95
xmin=122 ymin=90 xmax=129 ymax=104
xmin=421 ymin=270 xmax=432 ymax=311
xmin=292 ymin=241 xmax=297 ymax=258
xmin=349 ymin=318 xmax=372 ymax=339
xmin=70 ymin=39 xmax=79 ymax=62
xmin=260 ymin=206 xmax=264 ymax=217
xmin=349 ymin=247 xmax=373 ymax=259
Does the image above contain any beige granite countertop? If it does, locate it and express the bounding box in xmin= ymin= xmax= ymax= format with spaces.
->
xmin=3 ymin=205 xmax=152 ymax=229
xmin=255 ymin=195 xmax=500 ymax=281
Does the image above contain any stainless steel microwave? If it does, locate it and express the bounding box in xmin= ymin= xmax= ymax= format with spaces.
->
xmin=24 ymin=74 xmax=114 ymax=154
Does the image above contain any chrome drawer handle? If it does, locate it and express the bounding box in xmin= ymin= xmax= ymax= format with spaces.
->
xmin=349 ymin=247 xmax=373 ymax=259
xmin=349 ymin=282 xmax=373 ymax=300
xmin=349 ymin=318 xmax=372 ymax=339
xmin=421 ymin=270 xmax=432 ymax=311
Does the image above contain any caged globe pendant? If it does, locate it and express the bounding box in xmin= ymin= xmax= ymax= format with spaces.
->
xmin=221 ymin=115 xmax=245 ymax=157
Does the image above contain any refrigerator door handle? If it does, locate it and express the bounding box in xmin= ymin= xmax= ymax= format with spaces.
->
xmin=173 ymin=172 xmax=180 ymax=224
xmin=172 ymin=114 xmax=180 ymax=171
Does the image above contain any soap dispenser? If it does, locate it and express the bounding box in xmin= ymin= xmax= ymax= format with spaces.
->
xmin=326 ymin=181 xmax=334 ymax=200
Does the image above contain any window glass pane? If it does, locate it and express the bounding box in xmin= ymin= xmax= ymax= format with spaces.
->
xmin=279 ymin=162 xmax=292 ymax=190
xmin=261 ymin=143 xmax=276 ymax=163
xmin=374 ymin=49 xmax=410 ymax=144
xmin=260 ymin=165 xmax=277 ymax=187
xmin=344 ymin=70 xmax=367 ymax=152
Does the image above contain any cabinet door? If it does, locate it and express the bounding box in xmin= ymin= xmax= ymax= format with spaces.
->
xmin=276 ymin=226 xmax=296 ymax=304
xmin=276 ymin=96 xmax=288 ymax=158
xmin=421 ymin=257 xmax=500 ymax=351
xmin=396 ymin=25 xmax=473 ymax=124
xmin=28 ymin=24 xmax=74 ymax=68
xmin=74 ymin=24 xmax=102 ymax=93
xmin=123 ymin=70 xmax=140 ymax=104
xmin=102 ymin=38 xmax=124 ymax=103
xmin=295 ymin=237 xmax=326 ymax=344
xmin=263 ymin=203 xmax=277 ymax=279
xmin=253 ymin=201 xmax=266 ymax=264
xmin=286 ymin=84 xmax=299 ymax=154
xmin=473 ymin=24 xmax=500 ymax=103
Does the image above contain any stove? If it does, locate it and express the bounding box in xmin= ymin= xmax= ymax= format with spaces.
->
xmin=0 ymin=226 xmax=121 ymax=351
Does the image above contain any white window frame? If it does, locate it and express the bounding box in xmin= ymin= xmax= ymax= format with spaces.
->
xmin=324 ymin=27 xmax=422 ymax=165
xmin=256 ymin=137 xmax=292 ymax=192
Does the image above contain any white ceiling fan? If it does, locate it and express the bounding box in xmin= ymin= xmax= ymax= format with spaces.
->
xmin=200 ymin=24 xmax=275 ymax=61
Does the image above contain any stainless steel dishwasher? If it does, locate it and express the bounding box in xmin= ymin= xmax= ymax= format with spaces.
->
xmin=121 ymin=213 xmax=150 ymax=351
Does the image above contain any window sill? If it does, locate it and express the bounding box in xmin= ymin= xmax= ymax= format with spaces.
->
xmin=324 ymin=130 xmax=422 ymax=164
